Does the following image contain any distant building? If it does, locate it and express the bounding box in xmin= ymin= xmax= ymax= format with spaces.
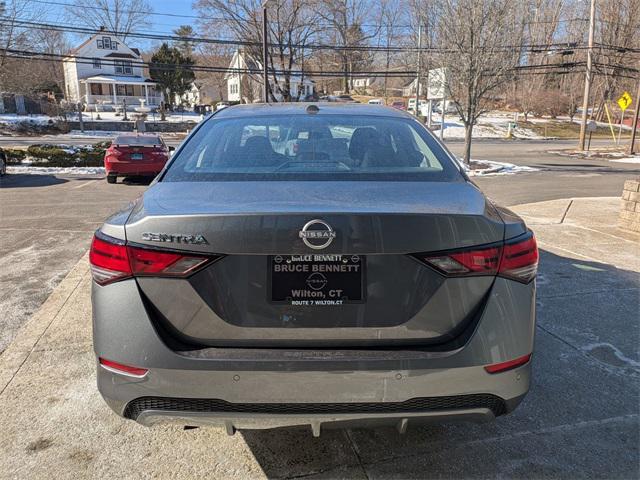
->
xmin=225 ymin=50 xmax=315 ymax=103
xmin=350 ymin=77 xmax=383 ymax=94
xmin=63 ymin=32 xmax=163 ymax=110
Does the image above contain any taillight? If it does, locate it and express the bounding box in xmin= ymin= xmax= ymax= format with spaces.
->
xmin=89 ymin=235 xmax=131 ymax=285
xmin=499 ymin=234 xmax=538 ymax=283
xmin=128 ymin=246 xmax=210 ymax=276
xmin=417 ymin=232 xmax=538 ymax=283
xmin=89 ymin=232 xmax=215 ymax=285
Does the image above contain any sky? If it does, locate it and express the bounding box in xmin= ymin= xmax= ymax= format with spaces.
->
xmin=41 ymin=0 xmax=201 ymax=51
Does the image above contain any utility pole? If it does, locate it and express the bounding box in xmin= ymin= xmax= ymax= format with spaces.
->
xmin=262 ymin=0 xmax=270 ymax=103
xmin=414 ymin=23 xmax=422 ymax=118
xmin=629 ymin=79 xmax=640 ymax=155
xmin=578 ymin=0 xmax=596 ymax=151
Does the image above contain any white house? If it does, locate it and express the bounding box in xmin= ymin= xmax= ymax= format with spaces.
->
xmin=225 ymin=49 xmax=314 ymax=103
xmin=63 ymin=32 xmax=162 ymax=110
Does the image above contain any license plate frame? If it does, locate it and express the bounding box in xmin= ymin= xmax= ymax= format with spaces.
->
xmin=268 ymin=254 xmax=365 ymax=306
xmin=130 ymin=153 xmax=144 ymax=160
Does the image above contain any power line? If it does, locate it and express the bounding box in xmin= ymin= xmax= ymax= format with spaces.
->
xmin=2 ymin=17 xmax=610 ymax=54
xmin=1 ymin=47 xmax=588 ymax=79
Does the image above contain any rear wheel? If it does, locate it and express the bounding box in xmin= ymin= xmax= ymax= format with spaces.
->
xmin=107 ymin=174 xmax=117 ymax=184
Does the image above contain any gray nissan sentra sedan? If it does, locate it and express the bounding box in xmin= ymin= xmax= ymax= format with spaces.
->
xmin=91 ymin=103 xmax=537 ymax=436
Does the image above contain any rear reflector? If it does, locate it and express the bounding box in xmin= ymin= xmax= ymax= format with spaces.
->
xmin=484 ymin=354 xmax=532 ymax=374
xmin=89 ymin=232 xmax=215 ymax=285
xmin=419 ymin=232 xmax=538 ymax=283
xmin=99 ymin=358 xmax=148 ymax=377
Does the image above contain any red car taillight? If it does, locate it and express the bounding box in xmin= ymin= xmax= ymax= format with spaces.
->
xmin=89 ymin=233 xmax=215 ymax=285
xmin=418 ymin=232 xmax=538 ymax=283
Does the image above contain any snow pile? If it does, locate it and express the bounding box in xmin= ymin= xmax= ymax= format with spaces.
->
xmin=610 ymin=156 xmax=640 ymax=164
xmin=7 ymin=166 xmax=105 ymax=175
xmin=436 ymin=114 xmax=543 ymax=140
xmin=460 ymin=159 xmax=539 ymax=176
xmin=0 ymin=114 xmax=57 ymax=126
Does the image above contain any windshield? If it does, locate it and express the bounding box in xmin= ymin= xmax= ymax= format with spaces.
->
xmin=162 ymin=113 xmax=461 ymax=182
xmin=114 ymin=135 xmax=162 ymax=146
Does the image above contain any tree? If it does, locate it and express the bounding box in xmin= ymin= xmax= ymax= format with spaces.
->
xmin=65 ymin=0 xmax=152 ymax=41
xmin=435 ymin=0 xmax=523 ymax=164
xmin=195 ymin=0 xmax=320 ymax=102
xmin=315 ymin=0 xmax=381 ymax=93
xmin=173 ymin=25 xmax=196 ymax=56
xmin=149 ymin=43 xmax=196 ymax=107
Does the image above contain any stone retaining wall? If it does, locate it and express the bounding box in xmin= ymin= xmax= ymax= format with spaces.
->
xmin=66 ymin=121 xmax=197 ymax=132
xmin=620 ymin=178 xmax=640 ymax=232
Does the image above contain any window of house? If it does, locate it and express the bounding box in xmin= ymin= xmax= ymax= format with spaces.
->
xmin=97 ymin=39 xmax=103 ymax=49
xmin=102 ymin=36 xmax=112 ymax=49
xmin=116 ymin=84 xmax=134 ymax=96
xmin=114 ymin=60 xmax=133 ymax=75
xmin=90 ymin=84 xmax=103 ymax=95
xmin=93 ymin=58 xmax=101 ymax=69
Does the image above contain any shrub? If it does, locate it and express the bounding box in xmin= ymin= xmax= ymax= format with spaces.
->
xmin=18 ymin=142 xmax=107 ymax=167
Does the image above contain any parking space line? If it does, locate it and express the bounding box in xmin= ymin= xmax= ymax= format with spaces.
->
xmin=71 ymin=180 xmax=98 ymax=189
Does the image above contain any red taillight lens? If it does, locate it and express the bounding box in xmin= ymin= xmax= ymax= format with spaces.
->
xmin=419 ymin=232 xmax=538 ymax=283
xmin=484 ymin=353 xmax=531 ymax=374
xmin=499 ymin=234 xmax=538 ymax=283
xmin=128 ymin=246 xmax=209 ymax=276
xmin=89 ymin=235 xmax=132 ymax=285
xmin=99 ymin=357 xmax=148 ymax=377
xmin=89 ymin=233 xmax=214 ymax=285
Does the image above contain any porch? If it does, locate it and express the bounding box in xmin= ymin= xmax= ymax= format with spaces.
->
xmin=81 ymin=75 xmax=163 ymax=111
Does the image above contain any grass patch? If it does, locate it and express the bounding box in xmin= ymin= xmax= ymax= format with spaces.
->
xmin=519 ymin=120 xmax=616 ymax=139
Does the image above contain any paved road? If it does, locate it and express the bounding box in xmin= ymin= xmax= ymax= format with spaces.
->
xmin=0 ymin=132 xmax=186 ymax=148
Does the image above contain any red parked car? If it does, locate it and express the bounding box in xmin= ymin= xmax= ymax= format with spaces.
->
xmin=391 ymin=101 xmax=406 ymax=110
xmin=104 ymin=134 xmax=173 ymax=184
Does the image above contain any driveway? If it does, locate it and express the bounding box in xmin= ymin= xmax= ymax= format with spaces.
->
xmin=0 ymin=196 xmax=637 ymax=479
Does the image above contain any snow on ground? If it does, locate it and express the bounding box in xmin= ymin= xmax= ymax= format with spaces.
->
xmin=435 ymin=112 xmax=543 ymax=140
xmin=610 ymin=156 xmax=640 ymax=164
xmin=0 ymin=114 xmax=59 ymax=125
xmin=461 ymin=159 xmax=540 ymax=176
xmin=7 ymin=166 xmax=105 ymax=175
xmin=77 ymin=111 xmax=203 ymax=123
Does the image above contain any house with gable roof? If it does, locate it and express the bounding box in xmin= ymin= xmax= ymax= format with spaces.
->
xmin=63 ymin=31 xmax=163 ymax=110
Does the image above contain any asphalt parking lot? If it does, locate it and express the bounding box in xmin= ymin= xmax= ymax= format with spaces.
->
xmin=0 ymin=175 xmax=147 ymax=354
xmin=0 ymin=142 xmax=638 ymax=478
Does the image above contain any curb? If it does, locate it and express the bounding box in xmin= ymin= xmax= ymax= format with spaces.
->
xmin=0 ymin=252 xmax=89 ymax=396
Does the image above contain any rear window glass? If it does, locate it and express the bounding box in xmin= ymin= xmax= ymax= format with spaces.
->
xmin=162 ymin=114 xmax=461 ymax=182
xmin=114 ymin=135 xmax=162 ymax=146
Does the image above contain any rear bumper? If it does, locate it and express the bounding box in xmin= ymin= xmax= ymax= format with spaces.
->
xmin=98 ymin=363 xmax=530 ymax=434
xmin=93 ymin=277 xmax=536 ymax=432
xmin=105 ymin=162 xmax=164 ymax=176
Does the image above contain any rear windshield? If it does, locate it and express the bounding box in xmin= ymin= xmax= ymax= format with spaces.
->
xmin=162 ymin=114 xmax=462 ymax=182
xmin=114 ymin=135 xmax=162 ymax=146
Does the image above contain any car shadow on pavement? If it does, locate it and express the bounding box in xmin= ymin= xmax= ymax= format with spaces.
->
xmin=0 ymin=174 xmax=68 ymax=188
xmin=239 ymin=249 xmax=639 ymax=479
xmin=121 ymin=176 xmax=154 ymax=186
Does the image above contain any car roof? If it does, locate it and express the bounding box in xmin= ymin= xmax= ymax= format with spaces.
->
xmin=213 ymin=102 xmax=412 ymax=119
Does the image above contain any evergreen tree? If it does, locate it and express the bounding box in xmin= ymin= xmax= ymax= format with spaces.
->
xmin=149 ymin=43 xmax=196 ymax=107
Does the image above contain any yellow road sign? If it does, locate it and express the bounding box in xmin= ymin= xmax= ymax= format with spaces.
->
xmin=617 ymin=91 xmax=632 ymax=111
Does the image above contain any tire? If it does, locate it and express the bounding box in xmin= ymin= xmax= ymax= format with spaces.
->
xmin=107 ymin=174 xmax=117 ymax=184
